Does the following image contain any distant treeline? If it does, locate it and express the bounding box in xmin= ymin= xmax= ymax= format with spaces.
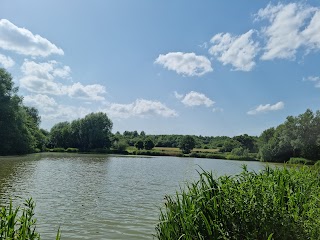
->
xmin=1 ymin=68 xmax=320 ymax=163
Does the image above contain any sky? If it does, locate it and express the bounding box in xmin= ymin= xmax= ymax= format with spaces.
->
xmin=1 ymin=0 xmax=320 ymax=136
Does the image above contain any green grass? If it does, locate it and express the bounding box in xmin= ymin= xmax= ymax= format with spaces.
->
xmin=155 ymin=166 xmax=320 ymax=240
xmin=0 ymin=198 xmax=61 ymax=240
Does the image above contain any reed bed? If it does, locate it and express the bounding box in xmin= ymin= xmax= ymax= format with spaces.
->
xmin=0 ymin=198 xmax=61 ymax=240
xmin=155 ymin=166 xmax=320 ymax=240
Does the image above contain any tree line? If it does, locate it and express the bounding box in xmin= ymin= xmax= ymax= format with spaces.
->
xmin=1 ymin=67 xmax=320 ymax=163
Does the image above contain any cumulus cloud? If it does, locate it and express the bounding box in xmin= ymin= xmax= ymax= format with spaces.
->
xmin=23 ymin=94 xmax=58 ymax=112
xmin=155 ymin=52 xmax=213 ymax=76
xmin=176 ymin=91 xmax=215 ymax=107
xmin=67 ymin=82 xmax=106 ymax=101
xmin=247 ymin=101 xmax=284 ymax=115
xmin=209 ymin=30 xmax=259 ymax=71
xmin=0 ymin=19 xmax=64 ymax=57
xmin=19 ymin=60 xmax=106 ymax=101
xmin=0 ymin=54 xmax=15 ymax=68
xmin=103 ymin=99 xmax=178 ymax=118
xmin=255 ymin=3 xmax=320 ymax=60
xmin=42 ymin=105 xmax=92 ymax=122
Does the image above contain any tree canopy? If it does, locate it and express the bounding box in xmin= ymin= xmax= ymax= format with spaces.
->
xmin=0 ymin=68 xmax=45 ymax=155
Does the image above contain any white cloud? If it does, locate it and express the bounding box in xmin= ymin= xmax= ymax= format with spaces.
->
xmin=174 ymin=91 xmax=183 ymax=100
xmin=42 ymin=105 xmax=92 ymax=122
xmin=303 ymin=76 xmax=320 ymax=88
xmin=247 ymin=101 xmax=284 ymax=115
xmin=21 ymin=60 xmax=71 ymax=81
xmin=0 ymin=54 xmax=15 ymax=68
xmin=302 ymin=10 xmax=320 ymax=49
xmin=67 ymin=82 xmax=106 ymax=101
xmin=209 ymin=30 xmax=259 ymax=71
xmin=20 ymin=60 xmax=106 ymax=101
xmin=103 ymin=99 xmax=178 ymax=118
xmin=155 ymin=52 xmax=213 ymax=76
xmin=23 ymin=94 xmax=58 ymax=112
xmin=0 ymin=19 xmax=64 ymax=57
xmin=255 ymin=3 xmax=320 ymax=60
xmin=177 ymin=91 xmax=215 ymax=107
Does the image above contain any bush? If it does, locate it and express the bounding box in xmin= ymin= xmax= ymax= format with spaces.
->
xmin=51 ymin=148 xmax=65 ymax=152
xmin=288 ymin=157 xmax=314 ymax=165
xmin=156 ymin=166 xmax=320 ymax=240
xmin=65 ymin=148 xmax=79 ymax=153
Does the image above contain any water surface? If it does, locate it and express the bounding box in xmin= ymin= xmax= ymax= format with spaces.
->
xmin=0 ymin=153 xmax=276 ymax=239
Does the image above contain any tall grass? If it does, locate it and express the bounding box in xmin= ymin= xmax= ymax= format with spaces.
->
xmin=155 ymin=166 xmax=320 ymax=240
xmin=0 ymin=198 xmax=61 ymax=240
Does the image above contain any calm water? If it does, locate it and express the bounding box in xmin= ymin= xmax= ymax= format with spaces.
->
xmin=0 ymin=153 xmax=277 ymax=239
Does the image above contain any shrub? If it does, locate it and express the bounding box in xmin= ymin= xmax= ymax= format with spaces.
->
xmin=156 ymin=166 xmax=320 ymax=240
xmin=288 ymin=157 xmax=314 ymax=165
xmin=65 ymin=148 xmax=79 ymax=153
xmin=51 ymin=148 xmax=65 ymax=152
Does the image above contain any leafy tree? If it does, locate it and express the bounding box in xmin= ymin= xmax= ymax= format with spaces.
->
xmin=49 ymin=122 xmax=71 ymax=148
xmin=179 ymin=135 xmax=196 ymax=154
xmin=0 ymin=68 xmax=43 ymax=155
xmin=233 ymin=134 xmax=258 ymax=152
xmin=144 ymin=138 xmax=155 ymax=150
xmin=220 ymin=139 xmax=241 ymax=152
xmin=113 ymin=139 xmax=128 ymax=152
xmin=140 ymin=131 xmax=146 ymax=137
xmin=135 ymin=139 xmax=144 ymax=150
xmin=77 ymin=112 xmax=113 ymax=151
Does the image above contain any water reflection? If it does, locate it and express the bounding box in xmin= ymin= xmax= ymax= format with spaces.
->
xmin=0 ymin=153 xmax=275 ymax=239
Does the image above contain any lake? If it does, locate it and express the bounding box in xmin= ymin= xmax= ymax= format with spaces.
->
xmin=0 ymin=153 xmax=277 ymax=239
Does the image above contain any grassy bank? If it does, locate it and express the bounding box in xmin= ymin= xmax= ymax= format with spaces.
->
xmin=156 ymin=166 xmax=320 ymax=240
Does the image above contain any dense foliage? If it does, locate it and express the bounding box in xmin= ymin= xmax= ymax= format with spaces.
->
xmin=179 ymin=135 xmax=196 ymax=154
xmin=258 ymin=109 xmax=320 ymax=162
xmin=0 ymin=68 xmax=45 ymax=155
xmin=156 ymin=166 xmax=320 ymax=240
xmin=49 ymin=112 xmax=113 ymax=151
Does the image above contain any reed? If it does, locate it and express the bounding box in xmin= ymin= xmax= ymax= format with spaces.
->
xmin=0 ymin=198 xmax=61 ymax=240
xmin=155 ymin=166 xmax=320 ymax=240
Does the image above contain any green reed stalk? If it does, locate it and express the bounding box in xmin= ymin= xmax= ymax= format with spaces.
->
xmin=155 ymin=166 xmax=320 ymax=240
xmin=0 ymin=198 xmax=61 ymax=240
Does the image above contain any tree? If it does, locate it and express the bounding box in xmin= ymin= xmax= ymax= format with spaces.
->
xmin=77 ymin=112 xmax=113 ymax=151
xmin=179 ymin=135 xmax=196 ymax=154
xmin=220 ymin=139 xmax=241 ymax=152
xmin=135 ymin=139 xmax=144 ymax=150
xmin=49 ymin=122 xmax=71 ymax=148
xmin=0 ymin=68 xmax=43 ymax=155
xmin=113 ymin=139 xmax=128 ymax=152
xmin=144 ymin=138 xmax=155 ymax=150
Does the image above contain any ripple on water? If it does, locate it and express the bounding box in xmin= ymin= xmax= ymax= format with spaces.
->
xmin=0 ymin=154 xmax=274 ymax=239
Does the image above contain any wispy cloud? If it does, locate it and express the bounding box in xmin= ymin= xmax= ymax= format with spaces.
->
xmin=247 ymin=101 xmax=284 ymax=115
xmin=0 ymin=54 xmax=15 ymax=68
xmin=103 ymin=99 xmax=178 ymax=118
xmin=303 ymin=75 xmax=320 ymax=88
xmin=209 ymin=30 xmax=259 ymax=71
xmin=175 ymin=91 xmax=215 ymax=107
xmin=255 ymin=3 xmax=320 ymax=60
xmin=0 ymin=19 xmax=64 ymax=57
xmin=155 ymin=52 xmax=213 ymax=77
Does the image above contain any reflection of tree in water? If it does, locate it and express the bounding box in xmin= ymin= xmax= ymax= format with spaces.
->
xmin=0 ymin=154 xmax=42 ymax=205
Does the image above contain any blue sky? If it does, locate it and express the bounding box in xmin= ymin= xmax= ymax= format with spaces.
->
xmin=1 ymin=0 xmax=320 ymax=136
